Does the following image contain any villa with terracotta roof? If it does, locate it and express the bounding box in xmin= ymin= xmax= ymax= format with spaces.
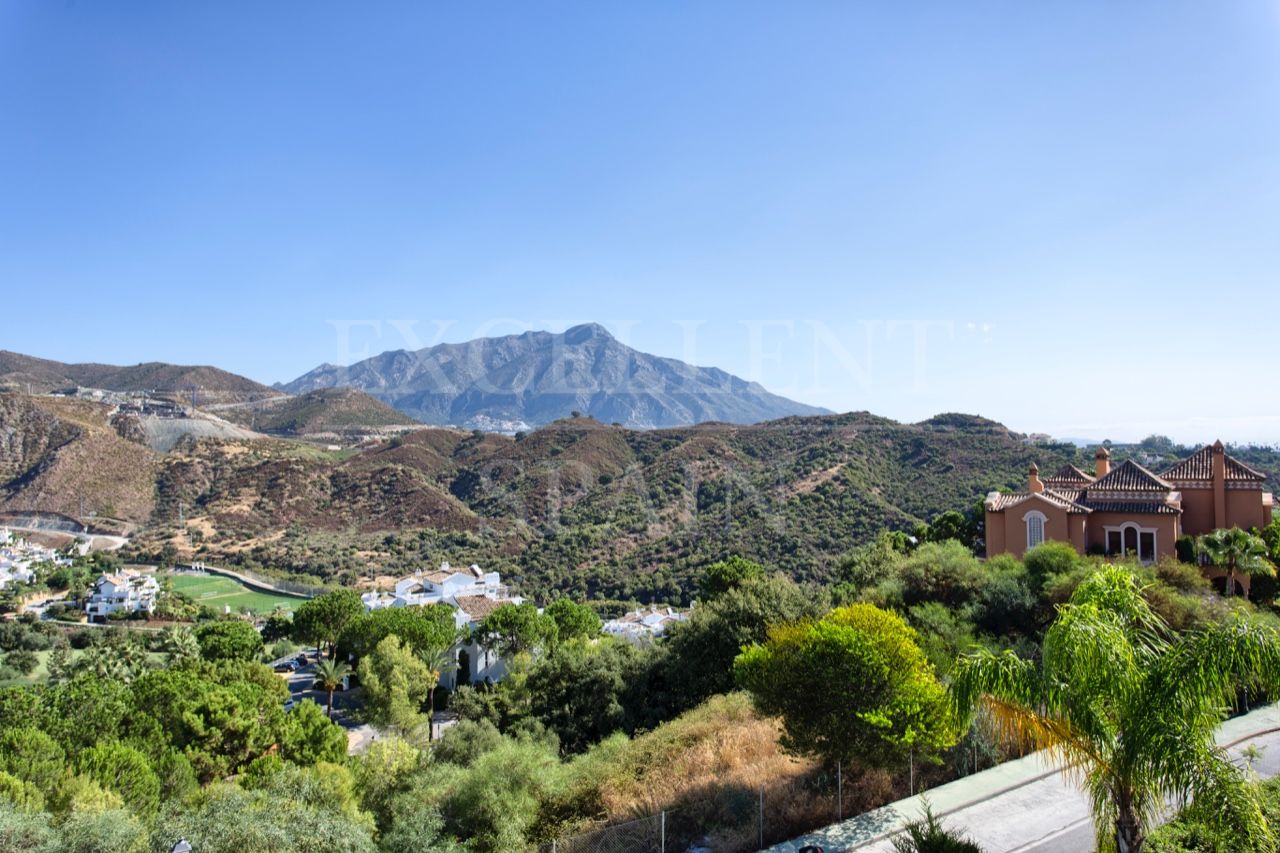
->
xmin=360 ymin=562 xmax=524 ymax=687
xmin=985 ymin=442 xmax=1274 ymax=577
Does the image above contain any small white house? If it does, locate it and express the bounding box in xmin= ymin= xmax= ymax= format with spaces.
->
xmin=363 ymin=562 xmax=524 ymax=688
xmin=603 ymin=606 xmax=691 ymax=642
xmin=85 ymin=569 xmax=160 ymax=622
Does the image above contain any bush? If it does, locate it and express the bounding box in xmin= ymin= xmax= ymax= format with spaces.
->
xmin=891 ymin=802 xmax=982 ymax=852
xmin=433 ymin=719 xmax=505 ymax=767
xmin=1023 ymin=541 xmax=1081 ymax=592
xmin=2 ymin=651 xmax=38 ymax=677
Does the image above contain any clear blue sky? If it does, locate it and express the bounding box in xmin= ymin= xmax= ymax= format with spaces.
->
xmin=3 ymin=2 xmax=1279 ymax=443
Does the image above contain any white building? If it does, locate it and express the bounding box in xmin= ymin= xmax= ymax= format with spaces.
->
xmin=362 ymin=562 xmax=506 ymax=610
xmin=363 ymin=562 xmax=523 ymax=687
xmin=85 ymin=569 xmax=160 ymax=622
xmin=603 ymin=606 xmax=691 ymax=643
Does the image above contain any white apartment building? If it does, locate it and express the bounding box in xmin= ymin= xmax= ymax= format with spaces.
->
xmin=85 ymin=569 xmax=160 ymax=622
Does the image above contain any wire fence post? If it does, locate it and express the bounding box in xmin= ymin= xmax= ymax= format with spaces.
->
xmin=660 ymin=810 xmax=666 ymax=853
xmin=909 ymin=746 xmax=915 ymax=796
xmin=759 ymin=785 xmax=765 ymax=850
xmin=837 ymin=760 xmax=843 ymax=821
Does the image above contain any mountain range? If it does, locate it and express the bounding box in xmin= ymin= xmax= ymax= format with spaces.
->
xmin=0 ymin=350 xmax=280 ymax=405
xmin=279 ymin=323 xmax=831 ymax=429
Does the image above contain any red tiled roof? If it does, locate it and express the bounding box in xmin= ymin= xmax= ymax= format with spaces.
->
xmin=986 ymin=489 xmax=1090 ymax=514
xmin=1082 ymin=501 xmax=1181 ymax=515
xmin=453 ymin=594 xmax=508 ymax=621
xmin=1043 ymin=464 xmax=1094 ymax=487
xmin=1162 ymin=445 xmax=1267 ymax=483
xmin=1087 ymin=460 xmax=1173 ymax=493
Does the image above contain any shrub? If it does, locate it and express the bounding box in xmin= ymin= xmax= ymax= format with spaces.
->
xmin=1022 ymin=541 xmax=1081 ymax=592
xmin=891 ymin=802 xmax=982 ymax=852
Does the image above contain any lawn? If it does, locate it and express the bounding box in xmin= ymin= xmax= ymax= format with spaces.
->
xmin=164 ymin=572 xmax=306 ymax=615
xmin=0 ymin=648 xmax=167 ymax=687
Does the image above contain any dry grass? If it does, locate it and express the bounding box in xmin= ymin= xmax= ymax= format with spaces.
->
xmin=544 ymin=693 xmax=902 ymax=852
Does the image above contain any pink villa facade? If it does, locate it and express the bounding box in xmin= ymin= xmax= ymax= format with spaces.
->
xmin=985 ymin=442 xmax=1273 ymax=578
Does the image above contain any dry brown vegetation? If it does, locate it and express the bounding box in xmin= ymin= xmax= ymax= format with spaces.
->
xmin=546 ymin=693 xmax=901 ymax=852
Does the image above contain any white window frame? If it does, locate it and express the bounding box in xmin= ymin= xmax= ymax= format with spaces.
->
xmin=1103 ymin=522 xmax=1158 ymax=564
xmin=1024 ymin=510 xmax=1048 ymax=550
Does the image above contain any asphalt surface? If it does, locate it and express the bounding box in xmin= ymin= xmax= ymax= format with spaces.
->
xmin=278 ymin=652 xmax=376 ymax=752
xmin=766 ymin=704 xmax=1280 ymax=853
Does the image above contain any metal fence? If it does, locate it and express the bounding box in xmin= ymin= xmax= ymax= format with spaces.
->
xmin=538 ymin=760 xmax=935 ymax=853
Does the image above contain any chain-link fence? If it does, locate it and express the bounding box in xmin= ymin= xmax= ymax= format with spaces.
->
xmin=540 ymin=813 xmax=664 ymax=853
xmin=538 ymin=760 xmax=940 ymax=853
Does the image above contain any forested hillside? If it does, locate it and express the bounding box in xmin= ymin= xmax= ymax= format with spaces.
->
xmin=7 ymin=391 xmax=1279 ymax=602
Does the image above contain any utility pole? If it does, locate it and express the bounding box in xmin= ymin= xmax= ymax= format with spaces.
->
xmin=178 ymin=501 xmax=184 ymax=525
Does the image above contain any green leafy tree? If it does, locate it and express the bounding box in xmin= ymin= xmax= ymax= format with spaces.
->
xmin=339 ymin=604 xmax=458 ymax=660
xmin=75 ymin=741 xmax=161 ymax=818
xmin=130 ymin=667 xmax=285 ymax=782
xmin=925 ymin=511 xmax=976 ymax=548
xmin=40 ymin=673 xmax=132 ymax=752
xmin=1 ymin=650 xmax=37 ymax=676
xmin=432 ymin=719 xmax=505 ymax=767
xmin=544 ymin=598 xmax=601 ymax=642
xmin=950 ymin=565 xmax=1280 ymax=853
xmin=313 ymin=658 xmax=353 ymax=719
xmin=475 ymin=603 xmax=557 ymax=660
xmin=436 ymin=737 xmax=561 ymax=853
xmin=1197 ymin=527 xmax=1274 ymax=598
xmin=665 ymin=573 xmax=826 ymax=711
xmin=194 ymin=620 xmax=264 ymax=662
xmin=292 ymin=589 xmax=365 ymax=655
xmin=357 ymin=636 xmax=432 ymax=734
xmin=45 ymin=645 xmax=72 ymax=685
xmin=280 ymin=698 xmax=348 ymax=766
xmin=153 ymin=779 xmax=376 ymax=853
xmin=526 ymin=638 xmax=637 ymax=754
xmin=697 ymin=556 xmax=765 ymax=601
xmin=350 ymin=735 xmax=420 ymax=831
xmin=735 ymin=603 xmax=956 ymax=769
xmin=0 ymin=727 xmax=65 ymax=799
xmin=261 ymin=610 xmax=294 ymax=643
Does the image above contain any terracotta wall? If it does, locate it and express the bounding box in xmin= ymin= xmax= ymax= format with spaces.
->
xmin=1085 ymin=511 xmax=1181 ymax=560
xmin=1226 ymin=489 xmax=1269 ymax=532
xmin=989 ymin=500 xmax=1078 ymax=558
xmin=1178 ymin=488 xmax=1215 ymax=537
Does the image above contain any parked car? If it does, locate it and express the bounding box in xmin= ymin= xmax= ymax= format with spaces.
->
xmin=283 ymin=698 xmax=296 ymax=712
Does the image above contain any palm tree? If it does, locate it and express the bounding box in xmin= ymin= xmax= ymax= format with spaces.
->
xmin=163 ymin=625 xmax=201 ymax=666
xmin=313 ymin=658 xmax=353 ymax=718
xmin=418 ymin=645 xmax=456 ymax=715
xmin=951 ymin=565 xmax=1280 ymax=853
xmin=1197 ymin=527 xmax=1274 ymax=598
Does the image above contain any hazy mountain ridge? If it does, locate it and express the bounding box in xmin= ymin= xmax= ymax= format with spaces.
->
xmin=281 ymin=323 xmax=832 ymax=429
xmin=0 ymin=350 xmax=281 ymax=404
xmin=218 ymin=387 xmax=418 ymax=436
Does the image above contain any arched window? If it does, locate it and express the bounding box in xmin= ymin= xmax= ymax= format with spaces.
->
xmin=1025 ymin=511 xmax=1047 ymax=550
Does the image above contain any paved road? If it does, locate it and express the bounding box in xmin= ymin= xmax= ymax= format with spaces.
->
xmin=278 ymin=651 xmax=376 ymax=753
xmin=767 ymin=704 xmax=1280 ymax=853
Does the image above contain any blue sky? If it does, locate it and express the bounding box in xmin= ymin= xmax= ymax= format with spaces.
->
xmin=3 ymin=2 xmax=1279 ymax=443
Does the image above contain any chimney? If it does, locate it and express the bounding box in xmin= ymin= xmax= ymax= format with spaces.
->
xmin=1095 ymin=447 xmax=1111 ymax=479
xmin=1028 ymin=463 xmax=1044 ymax=494
xmin=1212 ymin=440 xmax=1226 ymax=529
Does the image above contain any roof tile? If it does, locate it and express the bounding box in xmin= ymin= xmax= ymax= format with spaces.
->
xmin=1162 ymin=445 xmax=1267 ymax=483
xmin=1087 ymin=459 xmax=1173 ymax=493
